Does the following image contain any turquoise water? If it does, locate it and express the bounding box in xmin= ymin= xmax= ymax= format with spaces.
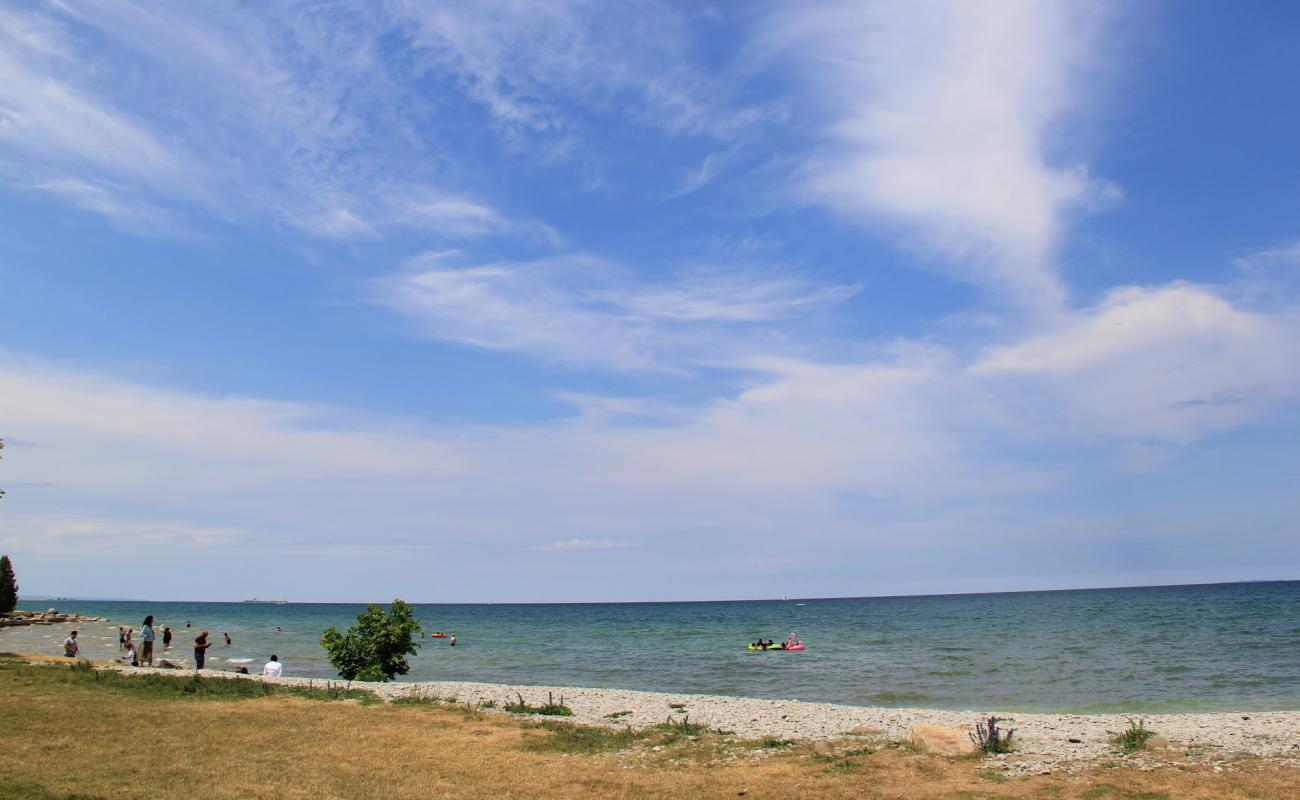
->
xmin=5 ymin=581 xmax=1298 ymax=713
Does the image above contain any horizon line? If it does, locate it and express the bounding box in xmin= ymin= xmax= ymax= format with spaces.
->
xmin=23 ymin=577 xmax=1298 ymax=607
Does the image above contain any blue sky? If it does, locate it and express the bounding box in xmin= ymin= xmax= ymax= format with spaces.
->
xmin=1 ymin=1 xmax=1298 ymax=602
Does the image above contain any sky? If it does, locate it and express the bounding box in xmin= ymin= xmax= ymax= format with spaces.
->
xmin=1 ymin=0 xmax=1298 ymax=603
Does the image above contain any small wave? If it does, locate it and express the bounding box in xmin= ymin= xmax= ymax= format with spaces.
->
xmin=868 ymin=691 xmax=933 ymax=705
xmin=224 ymin=658 xmax=255 ymax=664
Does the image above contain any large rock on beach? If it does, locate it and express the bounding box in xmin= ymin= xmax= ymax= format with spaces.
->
xmin=908 ymin=724 xmax=978 ymax=757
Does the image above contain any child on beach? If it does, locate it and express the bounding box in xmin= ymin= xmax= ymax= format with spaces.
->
xmin=163 ymin=627 xmax=173 ymax=648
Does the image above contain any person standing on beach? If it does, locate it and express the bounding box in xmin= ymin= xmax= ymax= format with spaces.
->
xmin=194 ymin=629 xmax=211 ymax=670
xmin=63 ymin=630 xmax=79 ymax=658
xmin=162 ymin=626 xmax=173 ymax=648
xmin=141 ymin=616 xmax=156 ymax=666
xmin=118 ymin=626 xmax=126 ymax=650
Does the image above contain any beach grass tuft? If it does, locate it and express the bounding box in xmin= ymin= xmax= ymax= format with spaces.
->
xmin=505 ymin=691 xmax=574 ymax=716
xmin=656 ymin=714 xmax=711 ymax=737
xmin=1112 ymin=718 xmax=1156 ymax=754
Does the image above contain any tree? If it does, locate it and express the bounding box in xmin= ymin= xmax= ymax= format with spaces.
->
xmin=320 ymin=599 xmax=422 ymax=682
xmin=0 ymin=555 xmax=17 ymax=614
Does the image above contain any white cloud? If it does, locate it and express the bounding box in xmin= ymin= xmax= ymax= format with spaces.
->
xmin=760 ymin=0 xmax=1117 ymax=309
xmin=0 ymin=7 xmax=200 ymax=197
xmin=394 ymin=0 xmax=754 ymax=143
xmin=33 ymin=178 xmax=177 ymax=235
xmin=974 ymin=283 xmax=1300 ymax=442
xmin=2 ymin=270 xmax=1298 ymax=592
xmin=4 ymin=2 xmax=523 ymax=241
xmin=377 ymin=252 xmax=857 ymax=370
xmin=536 ymin=538 xmax=633 ymax=552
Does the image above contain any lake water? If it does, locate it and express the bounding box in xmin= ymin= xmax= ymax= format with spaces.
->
xmin=4 ymin=581 xmax=1298 ymax=713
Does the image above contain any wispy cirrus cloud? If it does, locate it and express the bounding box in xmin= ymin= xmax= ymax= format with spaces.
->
xmin=376 ymin=252 xmax=858 ymax=371
xmin=4 ymin=1 xmax=533 ymax=241
xmin=759 ymin=0 xmax=1119 ymax=310
xmin=536 ymin=538 xmax=634 ymax=552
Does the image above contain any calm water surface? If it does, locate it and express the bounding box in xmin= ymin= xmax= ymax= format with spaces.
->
xmin=5 ymin=581 xmax=1298 ymax=713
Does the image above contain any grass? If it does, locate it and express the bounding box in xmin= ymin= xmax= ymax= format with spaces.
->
xmin=522 ymin=720 xmax=645 ymax=754
xmin=1112 ymin=718 xmax=1156 ymax=754
xmin=0 ymin=656 xmax=1296 ymax=799
xmin=0 ymin=656 xmax=377 ymax=704
xmin=605 ymin=710 xmax=632 ymax=719
xmin=504 ymin=690 xmax=574 ymax=716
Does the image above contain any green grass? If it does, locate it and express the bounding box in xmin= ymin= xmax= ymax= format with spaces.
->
xmin=523 ymin=720 xmax=645 ymax=754
xmin=1112 ymin=719 xmax=1156 ymax=754
xmin=759 ymin=735 xmax=796 ymax=749
xmin=653 ymin=714 xmax=720 ymax=740
xmin=504 ymin=691 xmax=574 ymax=716
xmin=605 ymin=710 xmax=632 ymax=719
xmin=0 ymin=657 xmax=377 ymax=704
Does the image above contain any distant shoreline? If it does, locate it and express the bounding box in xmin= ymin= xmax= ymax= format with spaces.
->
xmin=22 ymin=577 xmax=1300 ymax=606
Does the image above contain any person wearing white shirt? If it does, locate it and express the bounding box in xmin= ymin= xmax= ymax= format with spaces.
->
xmin=262 ymin=655 xmax=283 ymax=678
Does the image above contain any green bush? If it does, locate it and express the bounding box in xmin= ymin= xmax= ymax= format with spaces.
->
xmin=320 ymin=600 xmax=422 ymax=682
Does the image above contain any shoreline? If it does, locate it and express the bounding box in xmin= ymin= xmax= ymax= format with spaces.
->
xmin=15 ymin=654 xmax=1296 ymax=774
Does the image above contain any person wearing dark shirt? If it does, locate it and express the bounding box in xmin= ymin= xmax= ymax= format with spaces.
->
xmin=162 ymin=627 xmax=173 ymax=648
xmin=194 ymin=630 xmax=212 ymax=670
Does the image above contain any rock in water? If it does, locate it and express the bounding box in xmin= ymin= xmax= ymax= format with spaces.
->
xmin=907 ymin=724 xmax=979 ymax=757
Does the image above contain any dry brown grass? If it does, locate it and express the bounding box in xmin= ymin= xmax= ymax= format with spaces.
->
xmin=0 ymin=659 xmax=1295 ymax=800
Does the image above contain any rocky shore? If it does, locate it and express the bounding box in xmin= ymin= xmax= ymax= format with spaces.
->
xmin=0 ymin=609 xmax=109 ymax=627
xmin=46 ymin=657 xmax=1299 ymax=775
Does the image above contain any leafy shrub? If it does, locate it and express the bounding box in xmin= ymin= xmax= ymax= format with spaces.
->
xmin=969 ymin=716 xmax=1015 ymax=754
xmin=320 ymin=599 xmax=422 ymax=682
xmin=1113 ymin=718 xmax=1156 ymax=753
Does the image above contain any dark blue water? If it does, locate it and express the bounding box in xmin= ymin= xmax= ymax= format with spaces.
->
xmin=5 ymin=581 xmax=1298 ymax=712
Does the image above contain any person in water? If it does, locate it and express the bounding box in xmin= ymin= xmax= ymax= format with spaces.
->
xmin=162 ymin=626 xmax=173 ymax=648
xmin=141 ymin=616 xmax=156 ymax=666
xmin=449 ymin=634 xmax=456 ymax=647
xmin=224 ymin=632 xmax=232 ymax=646
xmin=194 ymin=630 xmax=211 ymax=670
